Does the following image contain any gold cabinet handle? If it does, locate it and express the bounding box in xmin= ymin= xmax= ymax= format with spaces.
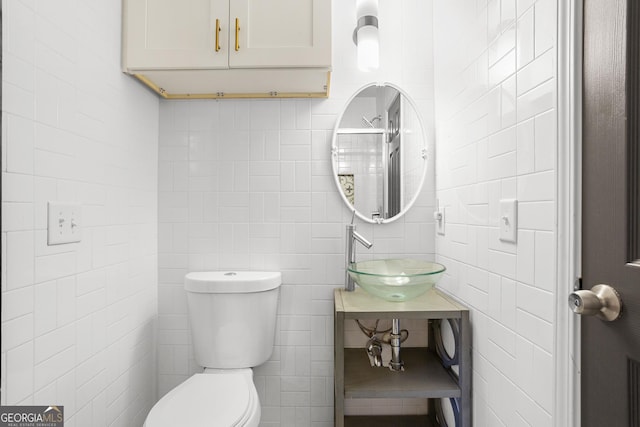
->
xmin=235 ymin=18 xmax=240 ymax=51
xmin=215 ymin=18 xmax=221 ymax=52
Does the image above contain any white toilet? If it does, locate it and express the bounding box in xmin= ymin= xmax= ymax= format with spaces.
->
xmin=144 ymin=271 xmax=281 ymax=427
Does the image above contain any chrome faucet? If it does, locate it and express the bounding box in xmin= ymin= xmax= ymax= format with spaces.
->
xmin=345 ymin=221 xmax=373 ymax=291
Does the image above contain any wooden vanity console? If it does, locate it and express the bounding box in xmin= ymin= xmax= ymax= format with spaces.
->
xmin=334 ymin=287 xmax=471 ymax=427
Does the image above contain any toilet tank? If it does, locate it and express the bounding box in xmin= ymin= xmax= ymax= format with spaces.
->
xmin=184 ymin=271 xmax=281 ymax=369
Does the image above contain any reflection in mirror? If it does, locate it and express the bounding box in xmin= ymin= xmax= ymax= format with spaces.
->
xmin=331 ymin=83 xmax=427 ymax=224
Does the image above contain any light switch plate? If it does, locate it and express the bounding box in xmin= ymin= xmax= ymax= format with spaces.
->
xmin=48 ymin=202 xmax=82 ymax=245
xmin=499 ymin=199 xmax=517 ymax=243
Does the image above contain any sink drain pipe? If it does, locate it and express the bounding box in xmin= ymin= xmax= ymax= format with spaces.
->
xmin=389 ymin=318 xmax=405 ymax=371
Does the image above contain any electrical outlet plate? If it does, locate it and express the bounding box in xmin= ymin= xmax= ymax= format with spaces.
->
xmin=435 ymin=207 xmax=446 ymax=235
xmin=499 ymin=199 xmax=517 ymax=243
xmin=47 ymin=202 xmax=82 ymax=245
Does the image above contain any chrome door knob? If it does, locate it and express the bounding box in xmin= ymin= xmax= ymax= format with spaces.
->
xmin=568 ymin=284 xmax=622 ymax=321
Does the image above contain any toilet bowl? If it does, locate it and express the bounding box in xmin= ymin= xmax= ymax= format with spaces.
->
xmin=143 ymin=271 xmax=281 ymax=427
xmin=144 ymin=369 xmax=259 ymax=427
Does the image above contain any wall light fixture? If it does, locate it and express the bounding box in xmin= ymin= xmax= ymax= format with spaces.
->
xmin=353 ymin=0 xmax=379 ymax=72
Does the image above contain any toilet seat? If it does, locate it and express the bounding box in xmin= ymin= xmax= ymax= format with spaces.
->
xmin=144 ymin=370 xmax=259 ymax=427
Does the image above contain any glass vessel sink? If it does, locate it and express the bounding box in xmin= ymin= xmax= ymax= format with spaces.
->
xmin=347 ymin=259 xmax=446 ymax=302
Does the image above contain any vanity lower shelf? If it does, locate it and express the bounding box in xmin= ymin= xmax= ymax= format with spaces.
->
xmin=344 ymin=414 xmax=439 ymax=427
xmin=344 ymin=347 xmax=459 ymax=399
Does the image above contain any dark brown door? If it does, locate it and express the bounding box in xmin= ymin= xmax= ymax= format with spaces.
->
xmin=386 ymin=93 xmax=401 ymax=218
xmin=581 ymin=0 xmax=640 ymax=425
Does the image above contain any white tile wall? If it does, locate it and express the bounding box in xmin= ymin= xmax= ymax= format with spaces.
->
xmin=433 ymin=0 xmax=557 ymax=426
xmin=0 ymin=0 xmax=537 ymax=425
xmin=157 ymin=1 xmax=436 ymax=426
xmin=1 ymin=0 xmax=159 ymax=426
xmin=158 ymin=96 xmax=436 ymax=425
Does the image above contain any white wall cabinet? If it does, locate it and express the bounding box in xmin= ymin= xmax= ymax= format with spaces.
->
xmin=122 ymin=0 xmax=331 ymax=98
xmin=231 ymin=0 xmax=331 ymax=68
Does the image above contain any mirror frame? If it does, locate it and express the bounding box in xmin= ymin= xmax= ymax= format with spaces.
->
xmin=331 ymin=82 xmax=429 ymax=224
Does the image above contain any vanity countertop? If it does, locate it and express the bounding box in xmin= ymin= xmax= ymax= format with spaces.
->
xmin=334 ymin=287 xmax=468 ymax=319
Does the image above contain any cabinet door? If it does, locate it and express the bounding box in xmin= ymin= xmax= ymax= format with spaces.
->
xmin=229 ymin=0 xmax=331 ymax=68
xmin=124 ymin=0 xmax=229 ymax=70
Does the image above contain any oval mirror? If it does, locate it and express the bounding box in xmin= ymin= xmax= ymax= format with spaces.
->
xmin=331 ymin=83 xmax=428 ymax=223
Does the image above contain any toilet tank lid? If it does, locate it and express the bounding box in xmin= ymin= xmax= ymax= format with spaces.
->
xmin=184 ymin=271 xmax=282 ymax=293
